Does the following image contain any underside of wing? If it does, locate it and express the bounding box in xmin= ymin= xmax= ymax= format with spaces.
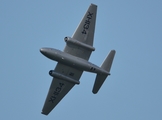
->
xmin=72 ymin=3 xmax=97 ymax=46
xmin=64 ymin=4 xmax=97 ymax=60
xmin=42 ymin=63 xmax=83 ymax=115
xmin=41 ymin=78 xmax=74 ymax=115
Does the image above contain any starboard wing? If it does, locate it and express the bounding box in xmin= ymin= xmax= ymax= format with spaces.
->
xmin=42 ymin=63 xmax=83 ymax=115
xmin=64 ymin=4 xmax=97 ymax=60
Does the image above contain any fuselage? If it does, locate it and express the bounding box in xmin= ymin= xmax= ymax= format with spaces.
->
xmin=40 ymin=47 xmax=109 ymax=75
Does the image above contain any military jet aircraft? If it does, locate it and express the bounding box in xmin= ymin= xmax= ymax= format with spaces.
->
xmin=40 ymin=3 xmax=116 ymax=115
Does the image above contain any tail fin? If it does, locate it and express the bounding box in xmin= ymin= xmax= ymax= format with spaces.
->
xmin=92 ymin=50 xmax=116 ymax=94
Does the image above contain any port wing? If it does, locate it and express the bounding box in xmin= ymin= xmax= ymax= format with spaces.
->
xmin=42 ymin=63 xmax=83 ymax=115
xmin=64 ymin=4 xmax=97 ymax=60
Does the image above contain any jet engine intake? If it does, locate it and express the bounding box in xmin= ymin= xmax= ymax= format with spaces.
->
xmin=49 ymin=70 xmax=80 ymax=84
xmin=64 ymin=37 xmax=95 ymax=51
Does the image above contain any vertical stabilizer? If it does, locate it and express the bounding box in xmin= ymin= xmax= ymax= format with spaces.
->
xmin=101 ymin=50 xmax=116 ymax=72
xmin=92 ymin=50 xmax=116 ymax=94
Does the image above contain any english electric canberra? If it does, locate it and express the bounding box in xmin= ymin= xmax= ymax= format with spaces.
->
xmin=40 ymin=3 xmax=116 ymax=115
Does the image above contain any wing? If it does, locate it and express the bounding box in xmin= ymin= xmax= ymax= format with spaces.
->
xmin=64 ymin=4 xmax=97 ymax=60
xmin=42 ymin=63 xmax=83 ymax=115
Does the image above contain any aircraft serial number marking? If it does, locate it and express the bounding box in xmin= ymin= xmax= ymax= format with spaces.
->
xmin=49 ymin=83 xmax=64 ymax=103
xmin=82 ymin=12 xmax=93 ymax=34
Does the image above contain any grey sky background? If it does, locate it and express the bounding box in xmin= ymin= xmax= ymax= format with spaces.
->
xmin=1 ymin=0 xmax=162 ymax=119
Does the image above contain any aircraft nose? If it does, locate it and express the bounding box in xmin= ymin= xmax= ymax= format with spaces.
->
xmin=40 ymin=48 xmax=46 ymax=54
xmin=40 ymin=48 xmax=43 ymax=53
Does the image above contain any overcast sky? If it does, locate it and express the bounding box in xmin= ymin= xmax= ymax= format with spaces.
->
xmin=1 ymin=0 xmax=162 ymax=119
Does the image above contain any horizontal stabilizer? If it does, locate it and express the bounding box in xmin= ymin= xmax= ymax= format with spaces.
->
xmin=92 ymin=50 xmax=116 ymax=94
xmin=92 ymin=74 xmax=108 ymax=94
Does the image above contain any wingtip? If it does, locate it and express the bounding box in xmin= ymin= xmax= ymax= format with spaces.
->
xmin=41 ymin=111 xmax=48 ymax=116
xmin=91 ymin=3 xmax=97 ymax=7
xmin=111 ymin=50 xmax=116 ymax=53
xmin=92 ymin=90 xmax=98 ymax=94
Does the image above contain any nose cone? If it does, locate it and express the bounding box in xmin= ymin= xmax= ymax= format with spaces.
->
xmin=40 ymin=48 xmax=43 ymax=53
xmin=40 ymin=48 xmax=46 ymax=55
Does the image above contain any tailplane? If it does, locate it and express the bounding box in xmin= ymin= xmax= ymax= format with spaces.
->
xmin=92 ymin=50 xmax=116 ymax=94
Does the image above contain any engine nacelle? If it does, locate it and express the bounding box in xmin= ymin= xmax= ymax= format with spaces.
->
xmin=49 ymin=70 xmax=80 ymax=84
xmin=64 ymin=37 xmax=95 ymax=51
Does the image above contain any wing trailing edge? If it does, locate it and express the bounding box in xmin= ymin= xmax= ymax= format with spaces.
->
xmin=92 ymin=50 xmax=116 ymax=94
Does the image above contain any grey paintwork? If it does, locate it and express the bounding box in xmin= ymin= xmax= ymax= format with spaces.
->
xmin=40 ymin=3 xmax=115 ymax=115
xmin=64 ymin=3 xmax=97 ymax=60
xmin=40 ymin=4 xmax=97 ymax=115
xmin=49 ymin=70 xmax=80 ymax=84
xmin=64 ymin=37 xmax=95 ymax=51
xmin=40 ymin=48 xmax=109 ymax=75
